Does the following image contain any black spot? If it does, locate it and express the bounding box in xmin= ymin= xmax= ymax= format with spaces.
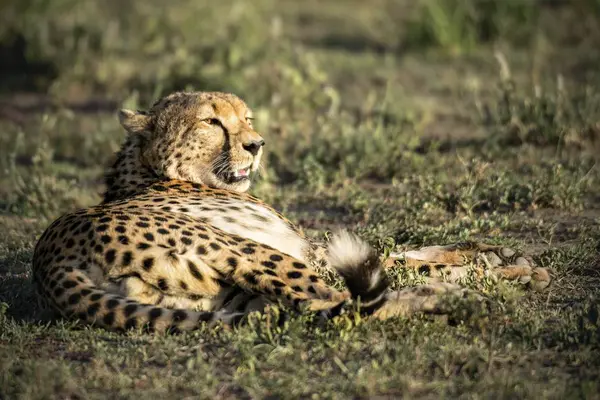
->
xmin=252 ymin=213 xmax=269 ymax=222
xmin=287 ymin=271 xmax=302 ymax=279
xmin=273 ymin=288 xmax=282 ymax=296
xmin=309 ymin=275 xmax=319 ymax=282
xmin=168 ymin=224 xmax=180 ymax=230
xmin=173 ymin=310 xmax=187 ymax=322
xmin=181 ymin=230 xmax=192 ymax=236
xmin=242 ymin=247 xmax=255 ymax=254
xmin=62 ymin=280 xmax=77 ymax=289
xmin=157 ymin=228 xmax=169 ymax=235
xmin=116 ymin=215 xmax=130 ymax=221
xmin=122 ymin=251 xmax=133 ymax=266
xmin=115 ymin=226 xmax=127 ymax=234
xmin=105 ymin=249 xmax=117 ymax=264
xmin=270 ymin=254 xmax=283 ymax=262
xmin=90 ymin=293 xmax=103 ymax=302
xmin=264 ymin=269 xmax=277 ymax=277
xmin=65 ymin=239 xmax=75 ymax=248
xmin=179 ymin=281 xmax=188 ymax=290
xmin=188 ymin=261 xmax=203 ymax=281
xmin=227 ymin=257 xmax=238 ymax=268
xmin=144 ymin=233 xmax=155 ymax=242
xmin=243 ymin=273 xmax=259 ymax=285
xmin=100 ymin=235 xmax=112 ymax=244
xmin=87 ymin=303 xmax=100 ymax=316
xmin=197 ymin=312 xmax=213 ymax=323
xmin=181 ymin=237 xmax=193 ymax=246
xmin=142 ymin=257 xmax=154 ymax=271
xmin=308 ymin=286 xmax=317 ymax=294
xmin=148 ymin=307 xmax=163 ymax=321
xmin=418 ymin=264 xmax=431 ymax=275
xmin=137 ymin=243 xmax=151 ymax=250
xmin=153 ymin=185 xmax=168 ymax=191
xmin=67 ymin=293 xmax=81 ymax=305
xmin=136 ymin=222 xmax=150 ymax=228
xmin=94 ymin=245 xmax=103 ymax=254
xmin=99 ymin=216 xmax=112 ymax=223
xmin=209 ymin=243 xmax=221 ymax=251
xmin=168 ymin=238 xmax=177 ymax=247
xmin=261 ymin=261 xmax=276 ymax=269
xmin=292 ymin=262 xmax=307 ymax=269
xmin=197 ymin=246 xmax=207 ymax=255
xmin=125 ymin=318 xmax=137 ymax=329
xmin=96 ymin=224 xmax=109 ymax=232
xmin=103 ymin=312 xmax=115 ymax=325
xmin=271 ymin=280 xmax=285 ymax=287
xmin=106 ymin=298 xmax=120 ymax=309
xmin=80 ymin=289 xmax=91 ymax=296
xmin=158 ymin=278 xmax=169 ymax=291
xmin=124 ymin=304 xmax=138 ymax=317
xmin=198 ymin=233 xmax=210 ymax=240
xmin=292 ymin=286 xmax=303 ymax=293
xmin=118 ymin=235 xmax=129 ymax=245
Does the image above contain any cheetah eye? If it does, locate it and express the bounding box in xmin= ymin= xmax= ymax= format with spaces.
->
xmin=203 ymin=118 xmax=220 ymax=126
xmin=246 ymin=117 xmax=254 ymax=126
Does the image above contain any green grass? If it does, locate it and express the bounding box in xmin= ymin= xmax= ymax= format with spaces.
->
xmin=1 ymin=0 xmax=600 ymax=398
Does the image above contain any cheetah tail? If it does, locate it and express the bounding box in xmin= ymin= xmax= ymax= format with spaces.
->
xmin=326 ymin=231 xmax=390 ymax=315
xmin=41 ymin=266 xmax=242 ymax=332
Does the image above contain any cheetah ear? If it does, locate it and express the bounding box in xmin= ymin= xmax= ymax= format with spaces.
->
xmin=118 ymin=109 xmax=152 ymax=135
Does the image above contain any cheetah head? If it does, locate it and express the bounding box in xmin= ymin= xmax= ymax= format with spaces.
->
xmin=118 ymin=91 xmax=264 ymax=192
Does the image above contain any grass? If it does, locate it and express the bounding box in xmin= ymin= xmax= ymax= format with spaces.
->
xmin=1 ymin=0 xmax=600 ymax=398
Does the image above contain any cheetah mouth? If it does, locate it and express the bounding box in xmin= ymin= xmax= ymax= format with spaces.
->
xmin=216 ymin=166 xmax=252 ymax=184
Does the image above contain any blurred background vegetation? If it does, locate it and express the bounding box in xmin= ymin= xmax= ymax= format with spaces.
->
xmin=1 ymin=0 xmax=599 ymax=102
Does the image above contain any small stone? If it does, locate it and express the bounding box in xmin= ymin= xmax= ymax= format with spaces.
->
xmin=501 ymin=247 xmax=516 ymax=258
xmin=484 ymin=251 xmax=503 ymax=267
xmin=519 ymin=275 xmax=532 ymax=284
xmin=515 ymin=257 xmax=530 ymax=266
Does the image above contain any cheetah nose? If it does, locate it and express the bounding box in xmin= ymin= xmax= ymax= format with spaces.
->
xmin=242 ymin=140 xmax=265 ymax=156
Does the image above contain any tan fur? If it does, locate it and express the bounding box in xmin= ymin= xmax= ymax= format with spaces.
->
xmin=32 ymin=91 xmax=395 ymax=332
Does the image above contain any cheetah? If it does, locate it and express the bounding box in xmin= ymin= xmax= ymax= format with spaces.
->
xmin=32 ymin=91 xmax=549 ymax=333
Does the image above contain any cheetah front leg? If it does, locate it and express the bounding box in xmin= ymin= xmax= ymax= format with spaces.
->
xmin=385 ymin=241 xmax=551 ymax=291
